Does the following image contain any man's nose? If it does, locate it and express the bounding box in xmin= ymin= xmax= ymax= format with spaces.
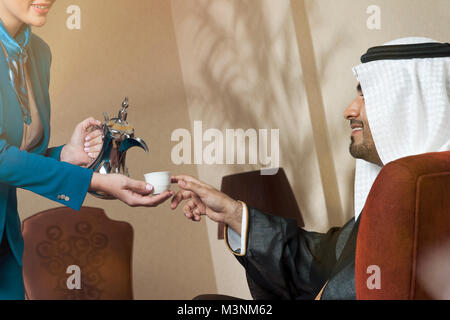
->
xmin=344 ymin=97 xmax=362 ymax=120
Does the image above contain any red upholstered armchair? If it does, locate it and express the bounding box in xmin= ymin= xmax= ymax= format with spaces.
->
xmin=356 ymin=151 xmax=450 ymax=300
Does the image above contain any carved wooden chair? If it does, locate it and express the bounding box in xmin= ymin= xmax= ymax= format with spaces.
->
xmin=22 ymin=206 xmax=134 ymax=300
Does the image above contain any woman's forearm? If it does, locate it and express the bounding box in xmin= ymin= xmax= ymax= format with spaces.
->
xmin=86 ymin=173 xmax=173 ymax=207
xmin=88 ymin=172 xmax=105 ymax=192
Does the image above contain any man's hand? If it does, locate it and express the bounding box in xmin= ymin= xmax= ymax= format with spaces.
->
xmin=90 ymin=173 xmax=174 ymax=207
xmin=60 ymin=117 xmax=104 ymax=167
xmin=171 ymin=175 xmax=243 ymax=235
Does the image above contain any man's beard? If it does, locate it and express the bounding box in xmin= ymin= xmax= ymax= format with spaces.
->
xmin=349 ymin=135 xmax=376 ymax=162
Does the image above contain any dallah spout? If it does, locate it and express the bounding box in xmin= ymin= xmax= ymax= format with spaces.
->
xmin=119 ymin=137 xmax=149 ymax=154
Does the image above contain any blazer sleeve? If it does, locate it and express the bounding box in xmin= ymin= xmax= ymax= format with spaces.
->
xmin=234 ymin=206 xmax=346 ymax=300
xmin=0 ymin=138 xmax=93 ymax=211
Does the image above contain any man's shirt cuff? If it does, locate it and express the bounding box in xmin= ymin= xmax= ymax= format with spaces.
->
xmin=224 ymin=201 xmax=249 ymax=256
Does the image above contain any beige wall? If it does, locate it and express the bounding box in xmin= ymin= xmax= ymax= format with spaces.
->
xmin=17 ymin=0 xmax=450 ymax=299
xmin=171 ymin=0 xmax=321 ymax=299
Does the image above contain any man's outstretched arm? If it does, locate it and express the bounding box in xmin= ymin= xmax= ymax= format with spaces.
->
xmin=170 ymin=175 xmax=345 ymax=299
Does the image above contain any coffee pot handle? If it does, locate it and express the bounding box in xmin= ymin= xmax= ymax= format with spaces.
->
xmin=87 ymin=112 xmax=109 ymax=139
xmin=87 ymin=123 xmax=107 ymax=143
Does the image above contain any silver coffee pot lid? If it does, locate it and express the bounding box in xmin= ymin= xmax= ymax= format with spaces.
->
xmin=106 ymin=97 xmax=135 ymax=139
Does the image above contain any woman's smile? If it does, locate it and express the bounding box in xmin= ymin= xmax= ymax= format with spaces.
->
xmin=30 ymin=2 xmax=52 ymax=15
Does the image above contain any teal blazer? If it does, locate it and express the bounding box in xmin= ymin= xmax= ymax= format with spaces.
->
xmin=0 ymin=33 xmax=93 ymax=266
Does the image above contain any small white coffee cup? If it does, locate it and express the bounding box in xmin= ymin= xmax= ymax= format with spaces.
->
xmin=144 ymin=171 xmax=171 ymax=195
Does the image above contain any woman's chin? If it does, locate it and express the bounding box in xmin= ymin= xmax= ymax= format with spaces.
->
xmin=26 ymin=16 xmax=48 ymax=28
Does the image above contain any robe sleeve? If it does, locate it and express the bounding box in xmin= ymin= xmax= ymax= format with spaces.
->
xmin=230 ymin=205 xmax=347 ymax=300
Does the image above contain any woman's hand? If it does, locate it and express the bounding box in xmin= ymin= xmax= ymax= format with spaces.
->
xmin=89 ymin=173 xmax=175 ymax=207
xmin=170 ymin=175 xmax=243 ymax=234
xmin=60 ymin=117 xmax=104 ymax=167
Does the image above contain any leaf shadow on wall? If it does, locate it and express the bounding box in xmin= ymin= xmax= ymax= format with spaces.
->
xmin=179 ymin=0 xmax=350 ymax=228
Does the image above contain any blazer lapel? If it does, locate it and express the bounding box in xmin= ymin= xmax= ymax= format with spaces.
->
xmin=25 ymin=41 xmax=50 ymax=155
xmin=0 ymin=36 xmax=50 ymax=154
xmin=0 ymin=46 xmax=24 ymax=147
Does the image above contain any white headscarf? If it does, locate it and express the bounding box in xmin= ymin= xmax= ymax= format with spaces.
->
xmin=352 ymin=37 xmax=450 ymax=219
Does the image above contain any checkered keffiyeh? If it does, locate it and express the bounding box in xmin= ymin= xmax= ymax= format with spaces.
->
xmin=352 ymin=37 xmax=450 ymax=219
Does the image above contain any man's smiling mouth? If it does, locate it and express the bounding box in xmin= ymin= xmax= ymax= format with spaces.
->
xmin=350 ymin=120 xmax=364 ymax=134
